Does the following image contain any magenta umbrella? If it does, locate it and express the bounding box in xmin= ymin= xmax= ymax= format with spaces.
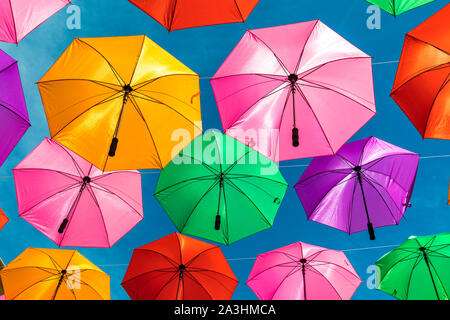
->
xmin=0 ymin=49 xmax=30 ymax=167
xmin=211 ymin=20 xmax=376 ymax=162
xmin=0 ymin=0 xmax=71 ymax=44
xmin=295 ymin=137 xmax=419 ymax=240
xmin=13 ymin=138 xmax=143 ymax=248
xmin=247 ymin=241 xmax=361 ymax=300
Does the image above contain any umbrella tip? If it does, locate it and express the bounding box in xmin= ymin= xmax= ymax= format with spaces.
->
xmin=354 ymin=166 xmax=362 ymax=172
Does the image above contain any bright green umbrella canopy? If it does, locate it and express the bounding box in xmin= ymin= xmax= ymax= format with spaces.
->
xmin=154 ymin=130 xmax=288 ymax=245
xmin=366 ymin=0 xmax=436 ymax=16
xmin=376 ymin=233 xmax=450 ymax=300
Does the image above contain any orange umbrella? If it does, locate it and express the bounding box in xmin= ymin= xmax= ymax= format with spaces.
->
xmin=38 ymin=35 xmax=202 ymax=171
xmin=122 ymin=233 xmax=238 ymax=300
xmin=391 ymin=4 xmax=450 ymax=139
xmin=0 ymin=248 xmax=110 ymax=300
xmin=0 ymin=209 xmax=8 ymax=232
xmin=0 ymin=258 xmax=4 ymax=298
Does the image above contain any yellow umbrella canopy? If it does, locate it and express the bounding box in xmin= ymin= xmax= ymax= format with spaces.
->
xmin=0 ymin=248 xmax=110 ymax=300
xmin=0 ymin=258 xmax=4 ymax=297
xmin=38 ymin=35 xmax=202 ymax=171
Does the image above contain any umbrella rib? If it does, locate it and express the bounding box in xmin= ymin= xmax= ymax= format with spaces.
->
xmin=226 ymin=173 xmax=288 ymax=186
xmin=224 ymin=176 xmax=283 ymax=200
xmin=406 ymin=34 xmax=450 ymax=56
xmin=179 ymin=180 xmax=220 ymax=233
xmin=185 ymin=247 xmax=217 ymax=267
xmin=130 ymin=91 xmax=201 ymax=130
xmin=295 ymin=168 xmax=353 ymax=187
xmin=247 ymin=261 xmax=300 ymax=281
xmin=38 ymin=78 xmax=122 ymax=92
xmin=361 ymin=173 xmax=403 ymax=222
xmin=404 ymin=254 xmax=423 ymax=300
xmin=308 ymin=261 xmax=361 ymax=280
xmin=294 ymin=83 xmax=335 ymax=153
xmin=7 ymin=0 xmax=18 ymax=43
xmin=53 ymin=138 xmax=87 ymax=178
xmin=83 ymin=185 xmax=112 ymax=247
xmin=89 ymin=183 xmax=143 ymax=218
xmin=187 ymin=267 xmax=238 ymax=284
xmin=182 ymin=271 xmax=214 ymax=300
xmin=222 ymin=150 xmax=251 ymax=175
xmin=272 ymin=84 xmax=293 ymax=159
xmin=18 ymin=183 xmax=81 ymax=218
xmin=221 ymin=177 xmax=230 ymax=244
xmin=132 ymin=73 xmax=199 ymax=91
xmin=214 ymin=78 xmax=285 ymax=103
xmin=168 ymin=0 xmax=179 ymax=32
xmin=391 ymin=61 xmax=449 ymax=96
xmin=186 ymin=269 xmax=237 ymax=295
xmin=306 ymin=264 xmax=345 ymax=300
xmin=13 ymin=168 xmax=81 ymax=182
xmin=248 ymin=31 xmax=290 ymax=75
xmin=362 ymin=167 xmax=410 ymax=193
xmin=153 ymin=272 xmax=180 ymax=300
xmin=423 ymin=74 xmax=449 ymax=138
xmin=347 ymin=176 xmax=358 ymax=233
xmin=76 ymin=38 xmax=125 ymax=86
xmin=0 ymin=101 xmax=31 ymax=126
xmin=226 ymin=83 xmax=290 ymax=129
xmin=300 ymin=78 xmax=376 ymax=113
xmin=232 ymin=0 xmax=245 ymax=22
xmin=135 ymin=89 xmax=200 ymax=112
xmin=50 ymin=91 xmax=123 ymax=139
xmin=270 ymin=266 xmax=304 ymax=300
xmin=8 ymin=273 xmax=60 ymax=300
xmin=134 ymin=248 xmax=179 ymax=267
xmin=427 ymin=258 xmax=449 ymax=299
xmin=294 ymin=20 xmax=320 ymax=73
xmin=128 ymin=35 xmax=146 ymax=85
xmin=76 ymin=277 xmax=107 ymax=300
xmin=211 ymin=73 xmax=286 ymax=82
xmin=177 ymin=153 xmax=220 ymax=174
xmin=223 ymin=179 xmax=272 ymax=227
xmin=153 ymin=175 xmax=217 ymax=196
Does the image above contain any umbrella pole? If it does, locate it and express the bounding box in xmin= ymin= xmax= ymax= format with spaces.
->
xmin=355 ymin=167 xmax=376 ymax=240
xmin=420 ymin=248 xmax=440 ymax=300
xmin=52 ymin=270 xmax=67 ymax=300
xmin=289 ymin=74 xmax=299 ymax=147
xmin=109 ymin=86 xmax=132 ymax=157
xmin=300 ymin=258 xmax=307 ymax=300
xmin=58 ymin=177 xmax=91 ymax=234
xmin=215 ymin=175 xmax=224 ymax=230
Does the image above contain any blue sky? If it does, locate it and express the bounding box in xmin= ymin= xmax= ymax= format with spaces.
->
xmin=0 ymin=0 xmax=449 ymax=300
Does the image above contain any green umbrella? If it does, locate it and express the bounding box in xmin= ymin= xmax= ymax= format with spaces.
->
xmin=366 ymin=0 xmax=436 ymax=17
xmin=376 ymin=233 xmax=450 ymax=300
xmin=154 ymin=130 xmax=288 ymax=245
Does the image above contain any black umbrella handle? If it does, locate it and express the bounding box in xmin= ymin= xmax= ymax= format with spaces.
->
xmin=367 ymin=222 xmax=376 ymax=240
xmin=58 ymin=218 xmax=69 ymax=234
xmin=292 ymin=128 xmax=299 ymax=147
xmin=215 ymin=215 xmax=221 ymax=230
xmin=109 ymin=137 xmax=119 ymax=157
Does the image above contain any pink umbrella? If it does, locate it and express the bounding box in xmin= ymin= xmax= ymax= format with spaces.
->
xmin=247 ymin=241 xmax=361 ymax=300
xmin=211 ymin=21 xmax=376 ymax=162
xmin=13 ymin=138 xmax=143 ymax=248
xmin=0 ymin=0 xmax=71 ymax=44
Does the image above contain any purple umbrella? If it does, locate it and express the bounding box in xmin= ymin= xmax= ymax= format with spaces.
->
xmin=295 ymin=137 xmax=419 ymax=240
xmin=0 ymin=49 xmax=30 ymax=167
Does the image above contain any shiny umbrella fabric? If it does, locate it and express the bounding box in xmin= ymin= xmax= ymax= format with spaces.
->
xmin=0 ymin=208 xmax=8 ymax=232
xmin=13 ymin=138 xmax=143 ymax=248
xmin=154 ymin=130 xmax=288 ymax=245
xmin=211 ymin=20 xmax=375 ymax=162
xmin=0 ymin=49 xmax=30 ymax=167
xmin=366 ymin=0 xmax=437 ymax=16
xmin=391 ymin=4 xmax=450 ymax=140
xmin=38 ymin=35 xmax=202 ymax=171
xmin=0 ymin=248 xmax=110 ymax=300
xmin=0 ymin=0 xmax=71 ymax=43
xmin=376 ymin=233 xmax=450 ymax=300
xmin=122 ymin=233 xmax=238 ymax=300
xmin=129 ymin=0 xmax=259 ymax=31
xmin=295 ymin=137 xmax=419 ymax=240
xmin=247 ymin=241 xmax=361 ymax=300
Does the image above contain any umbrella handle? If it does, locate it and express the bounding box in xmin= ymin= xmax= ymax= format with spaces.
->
xmin=215 ymin=215 xmax=221 ymax=230
xmin=367 ymin=222 xmax=376 ymax=240
xmin=109 ymin=138 xmax=119 ymax=157
xmin=58 ymin=218 xmax=69 ymax=234
xmin=292 ymin=128 xmax=299 ymax=147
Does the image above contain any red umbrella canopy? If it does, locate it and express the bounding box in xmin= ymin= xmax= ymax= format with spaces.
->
xmin=0 ymin=208 xmax=8 ymax=232
xmin=121 ymin=233 xmax=238 ymax=300
xmin=129 ymin=0 xmax=260 ymax=31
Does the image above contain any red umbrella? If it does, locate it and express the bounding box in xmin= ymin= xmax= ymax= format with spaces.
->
xmin=122 ymin=233 xmax=238 ymax=300
xmin=129 ymin=0 xmax=260 ymax=31
xmin=0 ymin=208 xmax=8 ymax=232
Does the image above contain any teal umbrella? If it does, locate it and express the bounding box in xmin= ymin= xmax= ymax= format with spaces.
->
xmin=154 ymin=130 xmax=288 ymax=245
xmin=376 ymin=233 xmax=450 ymax=300
xmin=366 ymin=0 xmax=436 ymax=16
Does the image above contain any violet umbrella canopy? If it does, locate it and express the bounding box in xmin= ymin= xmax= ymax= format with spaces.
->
xmin=211 ymin=20 xmax=376 ymax=162
xmin=295 ymin=137 xmax=419 ymax=240
xmin=0 ymin=49 xmax=30 ymax=167
xmin=247 ymin=241 xmax=361 ymax=300
xmin=0 ymin=0 xmax=71 ymax=44
xmin=13 ymin=138 xmax=143 ymax=248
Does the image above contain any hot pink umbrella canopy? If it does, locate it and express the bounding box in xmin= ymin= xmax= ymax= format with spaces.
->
xmin=0 ymin=0 xmax=71 ymax=44
xmin=211 ymin=20 xmax=376 ymax=162
xmin=13 ymin=138 xmax=143 ymax=248
xmin=247 ymin=241 xmax=361 ymax=300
